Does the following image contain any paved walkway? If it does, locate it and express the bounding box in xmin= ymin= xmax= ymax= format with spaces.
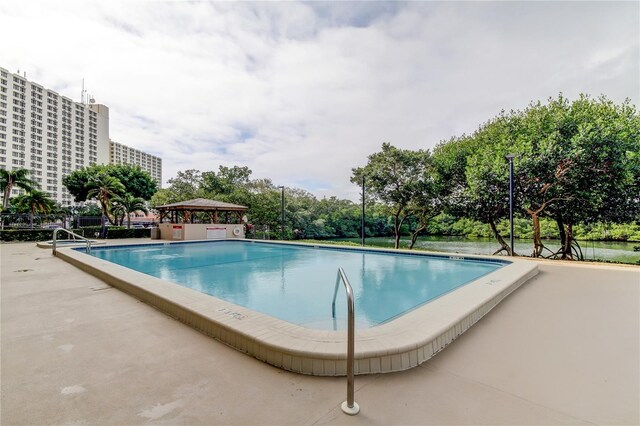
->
xmin=1 ymin=240 xmax=638 ymax=425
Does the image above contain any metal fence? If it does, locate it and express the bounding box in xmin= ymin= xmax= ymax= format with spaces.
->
xmin=0 ymin=214 xmax=103 ymax=230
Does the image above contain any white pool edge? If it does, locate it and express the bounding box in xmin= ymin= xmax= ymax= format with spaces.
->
xmin=56 ymin=240 xmax=538 ymax=376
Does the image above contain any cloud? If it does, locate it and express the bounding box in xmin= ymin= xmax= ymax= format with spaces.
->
xmin=1 ymin=1 xmax=637 ymax=201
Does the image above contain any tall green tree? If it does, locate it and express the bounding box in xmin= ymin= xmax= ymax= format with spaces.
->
xmin=63 ymin=164 xmax=157 ymax=202
xmin=352 ymin=143 xmax=430 ymax=249
xmin=405 ymin=152 xmax=444 ymax=249
xmin=0 ymin=168 xmax=36 ymax=210
xmin=540 ymin=95 xmax=640 ymax=259
xmin=508 ymin=95 xmax=640 ymax=258
xmin=87 ymin=173 xmax=126 ymax=227
xmin=112 ymin=193 xmax=149 ymax=228
xmin=13 ymin=189 xmax=56 ymax=228
xmin=454 ymin=94 xmax=639 ymax=259
xmin=202 ymin=165 xmax=252 ymax=195
xmin=164 ymin=169 xmax=203 ymax=200
xmin=438 ymin=119 xmax=517 ymax=255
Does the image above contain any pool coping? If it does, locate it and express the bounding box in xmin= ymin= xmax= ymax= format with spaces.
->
xmin=55 ymin=239 xmax=538 ymax=376
xmin=36 ymin=239 xmax=106 ymax=249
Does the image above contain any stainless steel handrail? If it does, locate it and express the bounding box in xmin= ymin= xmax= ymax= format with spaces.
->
xmin=331 ymin=267 xmax=360 ymax=415
xmin=52 ymin=228 xmax=93 ymax=255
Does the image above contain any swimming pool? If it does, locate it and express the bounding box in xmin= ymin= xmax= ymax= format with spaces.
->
xmin=56 ymin=240 xmax=538 ymax=375
xmin=88 ymin=241 xmax=504 ymax=330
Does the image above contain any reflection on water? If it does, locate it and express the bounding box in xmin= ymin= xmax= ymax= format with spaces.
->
xmin=335 ymin=236 xmax=640 ymax=264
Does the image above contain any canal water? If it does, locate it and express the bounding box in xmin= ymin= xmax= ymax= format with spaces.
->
xmin=335 ymin=236 xmax=640 ymax=264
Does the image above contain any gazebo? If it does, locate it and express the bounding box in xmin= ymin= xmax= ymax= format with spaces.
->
xmin=155 ymin=198 xmax=248 ymax=241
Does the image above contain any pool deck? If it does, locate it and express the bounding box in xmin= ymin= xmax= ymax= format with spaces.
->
xmin=2 ymin=239 xmax=639 ymax=425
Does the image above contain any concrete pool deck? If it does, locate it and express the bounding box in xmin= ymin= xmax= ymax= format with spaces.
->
xmin=2 ymin=239 xmax=639 ymax=424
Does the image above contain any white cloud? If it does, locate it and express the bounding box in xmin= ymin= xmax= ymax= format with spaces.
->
xmin=1 ymin=1 xmax=637 ymax=200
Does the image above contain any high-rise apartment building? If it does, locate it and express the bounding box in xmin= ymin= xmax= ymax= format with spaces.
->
xmin=110 ymin=140 xmax=162 ymax=187
xmin=0 ymin=66 xmax=162 ymax=206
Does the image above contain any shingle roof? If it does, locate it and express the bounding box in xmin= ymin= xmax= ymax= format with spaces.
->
xmin=156 ymin=198 xmax=248 ymax=211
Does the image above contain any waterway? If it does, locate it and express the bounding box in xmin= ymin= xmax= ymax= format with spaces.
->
xmin=335 ymin=236 xmax=640 ymax=264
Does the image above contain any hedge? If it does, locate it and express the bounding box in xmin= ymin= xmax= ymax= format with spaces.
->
xmin=0 ymin=227 xmax=151 ymax=242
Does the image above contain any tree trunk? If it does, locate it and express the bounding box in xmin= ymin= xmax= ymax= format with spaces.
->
xmin=102 ymin=201 xmax=116 ymax=226
xmin=561 ymin=222 xmax=575 ymax=260
xmin=2 ymin=183 xmax=13 ymax=209
xmin=489 ymin=220 xmax=511 ymax=255
xmin=409 ymin=225 xmax=425 ymax=249
xmin=393 ymin=210 xmax=407 ymax=249
xmin=556 ymin=216 xmax=566 ymax=248
xmin=392 ymin=213 xmax=399 ymax=249
xmin=530 ymin=212 xmax=543 ymax=257
xmin=127 ymin=214 xmax=131 ymax=229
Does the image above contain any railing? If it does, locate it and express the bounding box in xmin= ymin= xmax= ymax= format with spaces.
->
xmin=0 ymin=214 xmax=104 ymax=230
xmin=52 ymin=228 xmax=93 ymax=255
xmin=331 ymin=267 xmax=360 ymax=415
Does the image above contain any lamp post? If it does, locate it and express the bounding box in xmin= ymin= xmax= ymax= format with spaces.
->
xmin=505 ymin=154 xmax=515 ymax=256
xmin=361 ymin=175 xmax=365 ymax=247
xmin=278 ymin=185 xmax=285 ymax=240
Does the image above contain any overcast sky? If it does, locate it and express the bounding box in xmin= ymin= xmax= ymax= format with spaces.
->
xmin=2 ymin=1 xmax=638 ymax=200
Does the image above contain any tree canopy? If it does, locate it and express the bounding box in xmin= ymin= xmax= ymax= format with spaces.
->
xmin=1 ymin=168 xmax=37 ymax=210
xmin=142 ymin=94 xmax=638 ymax=260
xmin=63 ymin=164 xmax=158 ymax=202
xmin=431 ymin=94 xmax=640 ymax=258
xmin=351 ymin=143 xmax=439 ymax=249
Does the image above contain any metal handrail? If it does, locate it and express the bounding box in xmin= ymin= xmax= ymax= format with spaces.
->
xmin=331 ymin=267 xmax=360 ymax=415
xmin=52 ymin=228 xmax=93 ymax=255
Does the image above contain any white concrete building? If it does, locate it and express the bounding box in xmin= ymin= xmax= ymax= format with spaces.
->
xmin=0 ymin=66 xmax=162 ymax=206
xmin=110 ymin=140 xmax=162 ymax=187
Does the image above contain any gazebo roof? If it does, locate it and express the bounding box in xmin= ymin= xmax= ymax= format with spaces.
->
xmin=156 ymin=198 xmax=248 ymax=211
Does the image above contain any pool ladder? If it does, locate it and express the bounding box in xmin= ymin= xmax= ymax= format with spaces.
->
xmin=52 ymin=228 xmax=93 ymax=255
xmin=331 ymin=267 xmax=360 ymax=415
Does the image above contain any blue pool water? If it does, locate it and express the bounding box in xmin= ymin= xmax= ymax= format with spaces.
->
xmin=87 ymin=241 xmax=505 ymax=330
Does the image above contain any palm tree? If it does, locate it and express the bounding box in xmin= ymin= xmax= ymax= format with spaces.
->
xmin=110 ymin=202 xmax=126 ymax=226
xmin=13 ymin=190 xmax=56 ymax=228
xmin=87 ymin=173 xmax=125 ymax=237
xmin=0 ymin=168 xmax=36 ymax=210
xmin=112 ymin=193 xmax=149 ymax=228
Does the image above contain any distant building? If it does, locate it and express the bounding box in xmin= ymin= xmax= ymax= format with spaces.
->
xmin=110 ymin=140 xmax=162 ymax=187
xmin=0 ymin=66 xmax=162 ymax=206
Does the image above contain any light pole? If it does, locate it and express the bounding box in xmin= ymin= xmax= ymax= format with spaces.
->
xmin=278 ymin=185 xmax=285 ymax=240
xmin=505 ymin=154 xmax=515 ymax=256
xmin=361 ymin=176 xmax=365 ymax=247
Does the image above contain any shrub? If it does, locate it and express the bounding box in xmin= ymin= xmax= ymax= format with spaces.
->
xmin=79 ymin=226 xmax=151 ymax=239
xmin=0 ymin=226 xmax=150 ymax=242
xmin=0 ymin=229 xmax=55 ymax=242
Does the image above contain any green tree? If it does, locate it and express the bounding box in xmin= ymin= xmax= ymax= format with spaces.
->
xmin=164 ymin=169 xmax=203 ymax=200
xmin=149 ymin=188 xmax=181 ymax=209
xmin=433 ymin=127 xmax=517 ymax=255
xmin=352 ymin=143 xmax=430 ymax=249
xmin=541 ymin=95 xmax=640 ymax=259
xmin=63 ymin=164 xmax=157 ymax=202
xmin=112 ymin=193 xmax=149 ymax=228
xmin=108 ymin=165 xmax=158 ymax=200
xmin=13 ymin=189 xmax=56 ymax=228
xmin=202 ymin=165 xmax=252 ymax=195
xmin=0 ymin=168 xmax=36 ymax=210
xmin=505 ymin=95 xmax=640 ymax=258
xmin=87 ymin=173 xmax=126 ymax=229
xmin=450 ymin=94 xmax=640 ymax=259
xmin=405 ymin=151 xmax=444 ymax=249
